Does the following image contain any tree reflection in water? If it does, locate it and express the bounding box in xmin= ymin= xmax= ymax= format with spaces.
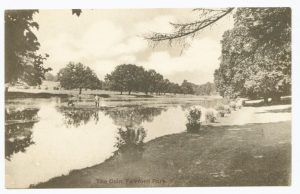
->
xmin=57 ymin=105 xmax=166 ymax=161
xmin=104 ymin=106 xmax=165 ymax=161
xmin=180 ymin=99 xmax=224 ymax=111
xmin=57 ymin=107 xmax=99 ymax=127
xmin=5 ymin=108 xmax=39 ymax=160
xmin=103 ymin=106 xmax=166 ymax=127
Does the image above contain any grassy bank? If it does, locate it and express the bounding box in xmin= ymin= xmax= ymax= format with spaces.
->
xmin=6 ymin=86 xmax=221 ymax=100
xmin=5 ymin=91 xmax=69 ymax=99
xmin=32 ymin=107 xmax=291 ymax=188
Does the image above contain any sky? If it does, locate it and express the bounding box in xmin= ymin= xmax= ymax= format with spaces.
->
xmin=33 ymin=9 xmax=234 ymax=85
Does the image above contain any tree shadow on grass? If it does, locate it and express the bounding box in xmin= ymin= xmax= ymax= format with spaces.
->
xmin=244 ymin=97 xmax=291 ymax=107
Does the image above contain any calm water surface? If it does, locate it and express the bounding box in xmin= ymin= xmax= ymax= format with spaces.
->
xmin=5 ymin=97 xmax=222 ymax=188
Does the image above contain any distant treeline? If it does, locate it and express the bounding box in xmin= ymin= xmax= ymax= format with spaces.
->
xmin=49 ymin=63 xmax=215 ymax=96
xmin=191 ymin=82 xmax=217 ymax=96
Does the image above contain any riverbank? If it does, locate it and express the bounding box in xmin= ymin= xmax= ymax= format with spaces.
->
xmin=6 ymin=86 xmax=222 ymax=100
xmin=32 ymin=104 xmax=291 ymax=188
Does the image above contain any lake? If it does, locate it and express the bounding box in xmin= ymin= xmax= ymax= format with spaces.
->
xmin=5 ymin=96 xmax=223 ymax=188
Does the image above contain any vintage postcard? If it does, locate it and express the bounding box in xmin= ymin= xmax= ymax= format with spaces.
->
xmin=4 ymin=7 xmax=292 ymax=189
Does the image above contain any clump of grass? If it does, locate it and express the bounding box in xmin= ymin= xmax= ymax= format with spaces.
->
xmin=186 ymin=108 xmax=201 ymax=133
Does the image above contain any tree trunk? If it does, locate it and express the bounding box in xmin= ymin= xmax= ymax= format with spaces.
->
xmin=128 ymin=90 xmax=131 ymax=95
xmin=263 ymin=96 xmax=269 ymax=105
xmin=79 ymin=88 xmax=82 ymax=94
xmin=120 ymin=91 xmax=123 ymax=95
xmin=5 ymin=86 xmax=8 ymax=94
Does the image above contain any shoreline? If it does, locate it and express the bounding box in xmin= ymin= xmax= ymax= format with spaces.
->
xmin=31 ymin=104 xmax=291 ymax=188
xmin=5 ymin=88 xmax=222 ymax=100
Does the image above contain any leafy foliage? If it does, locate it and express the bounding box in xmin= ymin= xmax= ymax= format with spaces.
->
xmin=114 ymin=126 xmax=146 ymax=161
xmin=57 ymin=62 xmax=102 ymax=94
xmin=105 ymin=64 xmax=198 ymax=95
xmin=5 ymin=10 xmax=51 ymax=86
xmin=205 ymin=109 xmax=217 ymax=123
xmin=214 ymin=8 xmax=291 ymax=101
xmin=104 ymin=64 xmax=145 ymax=95
xmin=186 ymin=108 xmax=201 ymax=133
xmin=181 ymin=80 xmax=195 ymax=95
xmin=72 ymin=9 xmax=82 ymax=17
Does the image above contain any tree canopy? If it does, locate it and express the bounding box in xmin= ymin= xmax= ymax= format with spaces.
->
xmin=5 ymin=10 xmax=51 ymax=86
xmin=145 ymin=8 xmax=291 ymax=101
xmin=214 ymin=8 xmax=291 ymax=101
xmin=57 ymin=62 xmax=102 ymax=94
xmin=105 ymin=64 xmax=202 ymax=95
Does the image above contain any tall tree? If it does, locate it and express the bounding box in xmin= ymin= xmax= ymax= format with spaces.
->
xmin=145 ymin=8 xmax=291 ymax=101
xmin=57 ymin=62 xmax=101 ymax=94
xmin=5 ymin=10 xmax=51 ymax=88
xmin=141 ymin=69 xmax=157 ymax=95
xmin=214 ymin=8 xmax=291 ymax=101
xmin=105 ymin=64 xmax=145 ymax=95
xmin=181 ymin=80 xmax=195 ymax=95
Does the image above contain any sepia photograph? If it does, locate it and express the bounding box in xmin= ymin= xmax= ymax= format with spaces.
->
xmin=4 ymin=7 xmax=292 ymax=189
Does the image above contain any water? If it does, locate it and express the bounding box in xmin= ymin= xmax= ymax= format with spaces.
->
xmin=5 ymin=96 xmax=222 ymax=188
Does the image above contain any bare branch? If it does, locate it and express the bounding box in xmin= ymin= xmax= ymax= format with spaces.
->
xmin=144 ymin=8 xmax=234 ymax=45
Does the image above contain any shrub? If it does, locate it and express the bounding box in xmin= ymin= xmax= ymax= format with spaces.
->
xmin=53 ymin=87 xmax=59 ymax=90
xmin=186 ymin=108 xmax=201 ymax=133
xmin=224 ymin=105 xmax=231 ymax=114
xmin=229 ymin=102 xmax=237 ymax=111
xmin=236 ymin=99 xmax=244 ymax=109
xmin=114 ymin=126 xmax=146 ymax=161
xmin=216 ymin=105 xmax=226 ymax=117
xmin=44 ymin=86 xmax=48 ymax=90
xmin=205 ymin=109 xmax=217 ymax=123
xmin=218 ymin=110 xmax=225 ymax=117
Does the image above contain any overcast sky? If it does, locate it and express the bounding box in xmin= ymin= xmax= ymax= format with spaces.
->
xmin=33 ymin=9 xmax=234 ymax=85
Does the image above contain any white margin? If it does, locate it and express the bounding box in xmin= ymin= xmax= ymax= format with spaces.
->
xmin=0 ymin=1 xmax=299 ymax=194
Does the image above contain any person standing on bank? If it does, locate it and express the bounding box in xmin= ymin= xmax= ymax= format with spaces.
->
xmin=95 ymin=95 xmax=100 ymax=108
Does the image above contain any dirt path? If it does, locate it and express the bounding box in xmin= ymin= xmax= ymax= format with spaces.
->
xmin=217 ymin=104 xmax=291 ymax=126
